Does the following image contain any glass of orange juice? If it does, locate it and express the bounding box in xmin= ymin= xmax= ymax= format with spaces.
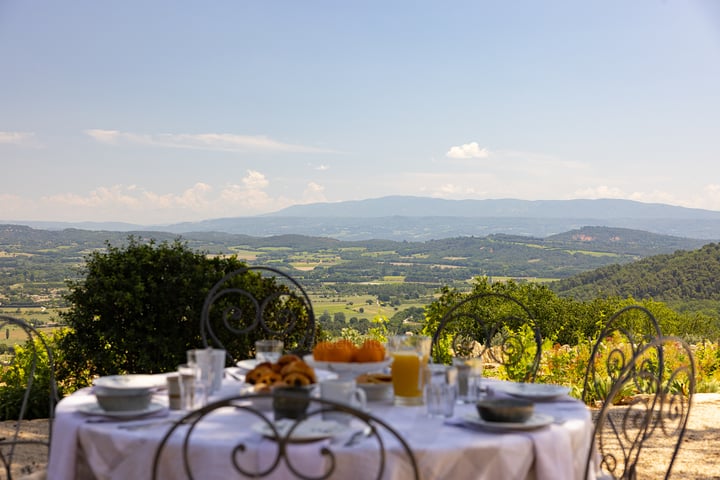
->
xmin=386 ymin=335 xmax=431 ymax=406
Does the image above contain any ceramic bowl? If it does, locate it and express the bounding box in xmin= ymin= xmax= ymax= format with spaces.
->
xmin=476 ymin=398 xmax=534 ymax=423
xmin=94 ymin=386 xmax=153 ymax=412
xmin=303 ymin=355 xmax=392 ymax=380
xmin=356 ymin=373 xmax=393 ymax=401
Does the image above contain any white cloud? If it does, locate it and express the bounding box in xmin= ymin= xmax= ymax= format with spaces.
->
xmin=0 ymin=131 xmax=36 ymax=146
xmin=302 ymin=182 xmax=327 ymax=203
xmin=242 ymin=170 xmax=269 ymax=189
xmin=446 ymin=142 xmax=490 ymax=159
xmin=84 ymin=129 xmax=336 ymax=154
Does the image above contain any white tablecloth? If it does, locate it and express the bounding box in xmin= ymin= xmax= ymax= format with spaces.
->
xmin=48 ymin=375 xmax=594 ymax=480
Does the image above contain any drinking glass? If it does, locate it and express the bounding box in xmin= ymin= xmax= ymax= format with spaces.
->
xmin=453 ymin=356 xmax=484 ymax=403
xmin=425 ymin=364 xmax=458 ymax=418
xmin=255 ymin=339 xmax=284 ymax=363
xmin=386 ymin=335 xmax=431 ymax=406
xmin=177 ymin=363 xmax=208 ymax=410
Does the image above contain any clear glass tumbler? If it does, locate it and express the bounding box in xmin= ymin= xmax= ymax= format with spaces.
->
xmin=386 ymin=335 xmax=431 ymax=406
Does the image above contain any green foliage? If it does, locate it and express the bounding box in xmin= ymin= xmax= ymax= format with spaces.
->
xmin=0 ymin=332 xmax=59 ymax=420
xmin=56 ymin=237 xmax=255 ymax=390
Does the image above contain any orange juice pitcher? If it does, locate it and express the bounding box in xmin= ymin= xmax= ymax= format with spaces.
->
xmin=387 ymin=335 xmax=431 ymax=406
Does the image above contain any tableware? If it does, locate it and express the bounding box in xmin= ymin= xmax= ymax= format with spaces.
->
xmin=319 ymin=379 xmax=367 ymax=424
xmin=236 ymin=359 xmax=260 ymax=371
xmin=476 ymin=398 xmax=534 ymax=423
xmin=273 ymin=385 xmax=312 ymax=420
xmin=386 ymin=335 xmax=431 ymax=406
xmin=239 ymin=359 xmax=339 ymax=383
xmin=252 ymin=418 xmax=350 ymax=442
xmin=94 ymin=387 xmax=153 ymax=412
xmin=166 ymin=373 xmax=182 ymax=410
xmin=460 ymin=412 xmax=554 ymax=432
xmin=187 ymin=348 xmax=226 ymax=393
xmin=357 ymin=382 xmax=392 ymax=402
xmin=93 ymin=374 xmax=164 ymax=394
xmin=178 ymin=363 xmax=208 ymax=410
xmin=453 ymin=357 xmax=484 ymax=403
xmin=78 ymin=401 xmax=166 ymax=419
xmin=256 ymin=339 xmax=284 ymax=363
xmin=303 ymin=355 xmax=392 ymax=380
xmin=493 ymin=382 xmax=571 ymax=400
xmin=425 ymin=364 xmax=458 ymax=418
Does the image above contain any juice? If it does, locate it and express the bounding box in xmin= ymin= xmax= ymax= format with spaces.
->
xmin=387 ymin=335 xmax=432 ymax=406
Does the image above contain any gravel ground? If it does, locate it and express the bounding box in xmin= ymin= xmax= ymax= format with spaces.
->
xmin=2 ymin=394 xmax=719 ymax=479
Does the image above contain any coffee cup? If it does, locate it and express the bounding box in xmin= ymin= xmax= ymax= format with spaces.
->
xmin=319 ymin=379 xmax=367 ymax=424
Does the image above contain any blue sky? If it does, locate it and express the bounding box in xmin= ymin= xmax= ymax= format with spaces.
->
xmin=1 ymin=0 xmax=719 ymax=225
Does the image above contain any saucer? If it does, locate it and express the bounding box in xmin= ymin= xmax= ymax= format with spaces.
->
xmin=460 ymin=412 xmax=554 ymax=432
xmin=77 ymin=401 xmax=166 ymax=419
xmin=252 ymin=418 xmax=351 ymax=442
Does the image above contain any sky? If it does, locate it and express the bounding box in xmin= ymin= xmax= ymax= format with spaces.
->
xmin=1 ymin=0 xmax=719 ymax=226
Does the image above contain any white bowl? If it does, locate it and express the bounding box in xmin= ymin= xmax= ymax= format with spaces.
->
xmin=357 ymin=382 xmax=393 ymax=402
xmin=93 ymin=374 xmax=164 ymax=395
xmin=303 ymin=355 xmax=391 ymax=380
xmin=95 ymin=387 xmax=153 ymax=412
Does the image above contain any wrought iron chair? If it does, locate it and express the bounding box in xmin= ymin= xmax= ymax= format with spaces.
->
xmin=201 ymin=266 xmax=317 ymax=363
xmin=582 ymin=305 xmax=664 ymax=407
xmin=151 ymin=391 xmax=421 ymax=480
xmin=0 ymin=315 xmax=59 ymax=480
xmin=429 ymin=292 xmax=542 ymax=383
xmin=584 ymin=335 xmax=695 ymax=480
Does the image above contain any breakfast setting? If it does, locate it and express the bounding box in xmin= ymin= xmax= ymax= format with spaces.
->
xmin=47 ymin=333 xmax=592 ymax=480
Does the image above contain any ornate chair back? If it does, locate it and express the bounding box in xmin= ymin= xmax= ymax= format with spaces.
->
xmin=0 ymin=315 xmax=59 ymax=480
xmin=151 ymin=391 xmax=420 ymax=480
xmin=430 ymin=292 xmax=542 ymax=383
xmin=201 ymin=266 xmax=316 ymax=363
xmin=582 ymin=305 xmax=663 ymax=407
xmin=584 ymin=335 xmax=695 ymax=480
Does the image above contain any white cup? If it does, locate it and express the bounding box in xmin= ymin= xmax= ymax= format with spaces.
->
xmin=319 ymin=379 xmax=367 ymax=424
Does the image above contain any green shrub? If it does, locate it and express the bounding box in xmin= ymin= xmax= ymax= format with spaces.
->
xmin=0 ymin=333 xmax=58 ymax=421
xmin=56 ymin=237 xmax=318 ymax=392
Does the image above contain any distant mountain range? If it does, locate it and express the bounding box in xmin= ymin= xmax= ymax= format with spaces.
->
xmin=7 ymin=196 xmax=720 ymax=241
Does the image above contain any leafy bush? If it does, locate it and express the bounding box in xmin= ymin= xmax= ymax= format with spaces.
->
xmin=57 ymin=237 xmax=317 ymax=391
xmin=0 ymin=332 xmax=59 ymax=420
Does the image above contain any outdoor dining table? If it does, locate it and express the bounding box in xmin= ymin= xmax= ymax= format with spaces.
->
xmin=47 ymin=371 xmax=595 ymax=480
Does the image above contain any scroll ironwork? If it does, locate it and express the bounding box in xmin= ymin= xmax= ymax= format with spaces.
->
xmin=151 ymin=392 xmax=420 ymax=480
xmin=0 ymin=315 xmax=59 ymax=480
xmin=201 ymin=266 xmax=317 ymax=362
xmin=584 ymin=335 xmax=695 ymax=480
xmin=582 ymin=305 xmax=663 ymax=407
xmin=430 ymin=292 xmax=542 ymax=383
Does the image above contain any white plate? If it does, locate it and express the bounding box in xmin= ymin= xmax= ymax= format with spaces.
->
xmin=234 ymin=360 xmax=339 ymax=382
xmin=94 ymin=374 xmax=166 ymax=390
xmin=252 ymin=418 xmax=351 ymax=442
xmin=494 ymin=383 xmax=571 ymax=400
xmin=303 ymin=355 xmax=391 ymax=378
xmin=461 ymin=413 xmax=554 ymax=432
xmin=236 ymin=359 xmax=260 ymax=371
xmin=77 ymin=401 xmax=166 ymax=419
